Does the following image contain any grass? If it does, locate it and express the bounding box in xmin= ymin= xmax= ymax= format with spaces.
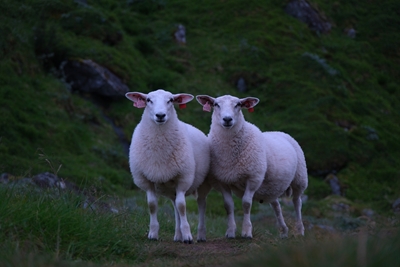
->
xmin=0 ymin=184 xmax=399 ymax=267
xmin=0 ymin=186 xmax=146 ymax=264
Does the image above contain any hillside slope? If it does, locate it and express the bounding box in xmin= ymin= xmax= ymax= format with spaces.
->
xmin=1 ymin=0 xmax=399 ymax=210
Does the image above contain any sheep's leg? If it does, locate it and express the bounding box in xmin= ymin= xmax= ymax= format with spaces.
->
xmin=146 ymin=189 xmax=159 ymax=240
xmin=175 ymin=190 xmax=193 ymax=244
xmin=196 ymin=182 xmax=212 ymax=242
xmin=220 ymin=185 xmax=236 ymax=238
xmin=172 ymin=200 xmax=183 ymax=242
xmin=241 ymin=179 xmax=262 ymax=238
xmin=292 ymin=192 xmax=305 ymax=235
xmin=270 ymin=199 xmax=289 ymax=238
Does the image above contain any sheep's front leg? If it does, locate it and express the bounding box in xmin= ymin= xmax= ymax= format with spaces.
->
xmin=241 ymin=179 xmax=261 ymax=238
xmin=146 ymin=189 xmax=159 ymax=240
xmin=270 ymin=199 xmax=289 ymax=238
xmin=196 ymin=182 xmax=212 ymax=242
xmin=175 ymin=190 xmax=193 ymax=244
xmin=171 ymin=200 xmax=183 ymax=242
xmin=220 ymin=185 xmax=236 ymax=238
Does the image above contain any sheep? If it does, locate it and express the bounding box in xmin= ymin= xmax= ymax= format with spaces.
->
xmin=125 ymin=89 xmax=210 ymax=243
xmin=196 ymin=94 xmax=308 ymax=239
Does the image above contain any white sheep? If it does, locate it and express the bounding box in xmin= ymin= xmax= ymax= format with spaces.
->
xmin=196 ymin=94 xmax=308 ymax=238
xmin=125 ymin=89 xmax=210 ymax=243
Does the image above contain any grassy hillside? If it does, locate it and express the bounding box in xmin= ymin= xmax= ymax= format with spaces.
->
xmin=1 ymin=0 xmax=400 ymax=211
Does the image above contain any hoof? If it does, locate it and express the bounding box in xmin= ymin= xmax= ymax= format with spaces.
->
xmin=241 ymin=235 xmax=253 ymax=240
xmin=148 ymin=238 xmax=158 ymax=241
xmin=280 ymin=233 xmax=289 ymax=239
xmin=183 ymin=239 xmax=193 ymax=244
xmin=197 ymin=239 xmax=207 ymax=243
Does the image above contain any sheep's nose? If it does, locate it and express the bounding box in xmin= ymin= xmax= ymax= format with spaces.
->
xmin=223 ymin=117 xmax=232 ymax=123
xmin=156 ymin=113 xmax=166 ymax=120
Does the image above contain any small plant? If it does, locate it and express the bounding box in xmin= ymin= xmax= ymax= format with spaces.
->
xmin=37 ymin=148 xmax=62 ymax=177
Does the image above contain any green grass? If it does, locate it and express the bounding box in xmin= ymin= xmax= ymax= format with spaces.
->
xmin=0 ymin=186 xmax=148 ymax=264
xmin=0 ymin=185 xmax=399 ymax=267
xmin=233 ymin=230 xmax=400 ymax=267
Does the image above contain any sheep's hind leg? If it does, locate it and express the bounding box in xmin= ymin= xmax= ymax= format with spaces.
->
xmin=146 ymin=190 xmax=159 ymax=240
xmin=220 ymin=185 xmax=236 ymax=238
xmin=270 ymin=199 xmax=289 ymax=238
xmin=196 ymin=182 xmax=212 ymax=242
xmin=175 ymin=190 xmax=193 ymax=244
xmin=292 ymin=193 xmax=305 ymax=236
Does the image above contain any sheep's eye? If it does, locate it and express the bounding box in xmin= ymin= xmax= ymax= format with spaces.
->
xmin=235 ymin=102 xmax=242 ymax=108
xmin=146 ymin=98 xmax=152 ymax=103
xmin=214 ymin=103 xmax=219 ymax=108
xmin=168 ymin=98 xmax=174 ymax=103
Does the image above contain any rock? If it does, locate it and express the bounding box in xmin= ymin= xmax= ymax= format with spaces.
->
xmin=174 ymin=24 xmax=186 ymax=45
xmin=61 ymin=59 xmax=130 ymax=97
xmin=362 ymin=208 xmax=374 ymax=217
xmin=32 ymin=172 xmax=80 ymax=192
xmin=393 ymin=198 xmax=400 ymax=213
xmin=345 ymin=27 xmax=356 ymax=38
xmin=335 ymin=119 xmax=356 ymax=132
xmin=325 ymin=173 xmax=342 ymax=195
xmin=331 ymin=202 xmax=350 ymax=212
xmin=285 ymin=0 xmax=331 ymax=34
xmin=0 ymin=173 xmax=9 ymax=184
xmin=32 ymin=172 xmax=66 ymax=189
xmin=236 ymin=77 xmax=247 ymax=93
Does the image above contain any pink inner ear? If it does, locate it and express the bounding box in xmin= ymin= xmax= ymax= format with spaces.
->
xmin=203 ymin=102 xmax=211 ymax=112
xmin=179 ymin=103 xmax=186 ymax=109
xmin=248 ymin=107 xmax=254 ymax=113
xmin=134 ymin=98 xmax=146 ymax=108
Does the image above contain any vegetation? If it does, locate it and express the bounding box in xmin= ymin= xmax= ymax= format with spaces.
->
xmin=0 ymin=0 xmax=399 ymax=266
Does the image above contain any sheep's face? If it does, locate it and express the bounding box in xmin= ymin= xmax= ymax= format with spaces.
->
xmin=126 ymin=89 xmax=194 ymax=125
xmin=196 ymin=95 xmax=259 ymax=129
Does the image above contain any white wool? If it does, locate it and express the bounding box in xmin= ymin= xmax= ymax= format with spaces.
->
xmin=196 ymin=94 xmax=308 ymax=239
xmin=126 ymin=89 xmax=210 ymax=243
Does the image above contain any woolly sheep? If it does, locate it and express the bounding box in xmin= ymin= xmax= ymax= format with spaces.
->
xmin=125 ymin=89 xmax=210 ymax=243
xmin=196 ymin=94 xmax=308 ymax=238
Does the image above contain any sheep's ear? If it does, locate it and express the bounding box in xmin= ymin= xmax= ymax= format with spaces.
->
xmin=126 ymin=92 xmax=147 ymax=108
xmin=196 ymin=95 xmax=215 ymax=112
xmin=239 ymin=97 xmax=259 ymax=113
xmin=173 ymin=93 xmax=194 ymax=109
